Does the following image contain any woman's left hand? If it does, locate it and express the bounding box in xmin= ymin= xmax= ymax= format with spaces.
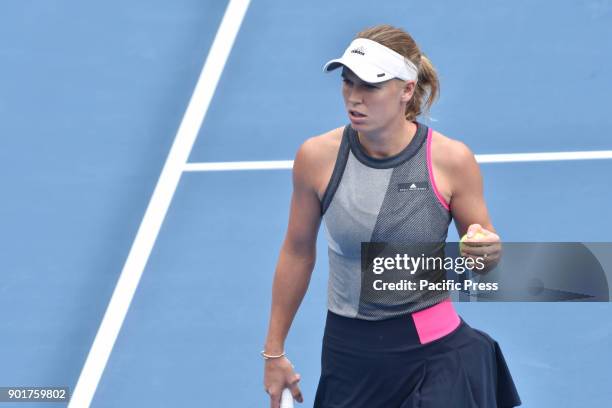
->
xmin=459 ymin=224 xmax=502 ymax=271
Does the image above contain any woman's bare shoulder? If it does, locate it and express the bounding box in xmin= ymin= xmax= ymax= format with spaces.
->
xmin=296 ymin=126 xmax=344 ymax=166
xmin=294 ymin=126 xmax=345 ymax=199
xmin=307 ymin=126 xmax=344 ymax=150
xmin=430 ymin=129 xmax=476 ymax=171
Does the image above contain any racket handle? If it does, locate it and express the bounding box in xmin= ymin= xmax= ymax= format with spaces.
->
xmin=280 ymin=388 xmax=294 ymax=408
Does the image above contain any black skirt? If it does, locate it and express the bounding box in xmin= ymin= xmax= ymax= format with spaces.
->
xmin=313 ymin=309 xmax=521 ymax=408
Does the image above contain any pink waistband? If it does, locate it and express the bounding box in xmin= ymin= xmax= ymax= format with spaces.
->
xmin=411 ymin=298 xmax=461 ymax=344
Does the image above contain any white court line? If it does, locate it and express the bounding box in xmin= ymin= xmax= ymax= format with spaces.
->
xmin=183 ymin=150 xmax=612 ymax=171
xmin=475 ymin=150 xmax=612 ymax=163
xmin=68 ymin=1 xmax=251 ymax=407
xmin=184 ymin=160 xmax=294 ymax=171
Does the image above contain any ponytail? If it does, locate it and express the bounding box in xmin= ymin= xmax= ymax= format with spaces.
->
xmin=406 ymin=54 xmax=439 ymax=121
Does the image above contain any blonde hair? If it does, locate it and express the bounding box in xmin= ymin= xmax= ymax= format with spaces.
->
xmin=355 ymin=24 xmax=440 ymax=121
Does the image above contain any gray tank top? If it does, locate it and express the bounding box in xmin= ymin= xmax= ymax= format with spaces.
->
xmin=321 ymin=121 xmax=453 ymax=320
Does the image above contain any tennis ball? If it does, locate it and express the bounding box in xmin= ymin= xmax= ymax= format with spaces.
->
xmin=460 ymin=232 xmax=486 ymax=254
xmin=460 ymin=231 xmax=486 ymax=242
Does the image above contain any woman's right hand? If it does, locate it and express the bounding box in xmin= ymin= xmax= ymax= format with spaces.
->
xmin=264 ymin=356 xmax=303 ymax=407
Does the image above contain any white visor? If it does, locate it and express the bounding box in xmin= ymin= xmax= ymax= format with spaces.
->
xmin=322 ymin=38 xmax=419 ymax=84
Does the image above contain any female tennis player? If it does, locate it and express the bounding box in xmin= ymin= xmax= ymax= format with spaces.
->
xmin=262 ymin=24 xmax=521 ymax=408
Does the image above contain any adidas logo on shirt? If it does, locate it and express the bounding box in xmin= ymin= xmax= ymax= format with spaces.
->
xmin=397 ymin=182 xmax=428 ymax=192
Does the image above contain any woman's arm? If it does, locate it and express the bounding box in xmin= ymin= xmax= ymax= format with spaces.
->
xmin=445 ymin=140 xmax=501 ymax=272
xmin=264 ymin=137 xmax=323 ymax=353
xmin=447 ymin=141 xmax=495 ymax=236
xmin=263 ymin=137 xmax=323 ymax=406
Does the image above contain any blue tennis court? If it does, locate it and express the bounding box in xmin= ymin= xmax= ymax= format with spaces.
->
xmin=1 ymin=0 xmax=611 ymax=407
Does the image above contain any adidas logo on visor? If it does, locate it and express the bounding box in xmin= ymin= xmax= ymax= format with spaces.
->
xmin=350 ymin=46 xmax=366 ymax=56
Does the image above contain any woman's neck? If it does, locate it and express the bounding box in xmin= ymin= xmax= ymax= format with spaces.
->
xmin=357 ymin=119 xmax=417 ymax=159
